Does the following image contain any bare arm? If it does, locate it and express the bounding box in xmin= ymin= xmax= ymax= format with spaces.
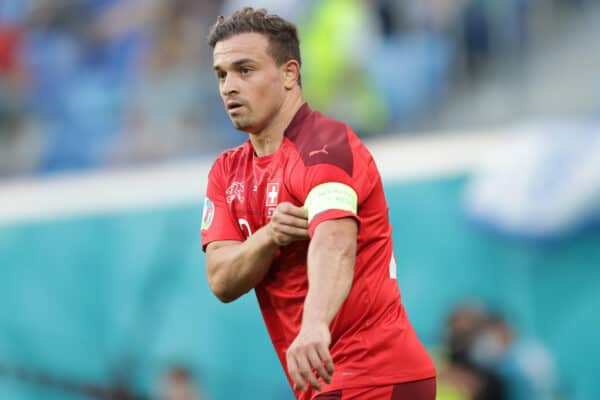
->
xmin=303 ymin=218 xmax=357 ymax=327
xmin=206 ymin=228 xmax=277 ymax=303
xmin=206 ymin=202 xmax=309 ymax=303
xmin=286 ymin=217 xmax=357 ymax=392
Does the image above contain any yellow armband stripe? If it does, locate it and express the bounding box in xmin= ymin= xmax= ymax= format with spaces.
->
xmin=304 ymin=182 xmax=358 ymax=223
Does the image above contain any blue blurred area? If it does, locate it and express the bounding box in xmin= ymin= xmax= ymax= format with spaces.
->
xmin=2 ymin=0 xmax=597 ymax=177
xmin=0 ymin=204 xmax=285 ymax=399
xmin=1 ymin=1 xmax=599 ymax=399
xmin=1 ymin=177 xmax=599 ymax=399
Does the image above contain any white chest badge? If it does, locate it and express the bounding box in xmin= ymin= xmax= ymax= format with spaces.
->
xmin=265 ymin=182 xmax=280 ymax=206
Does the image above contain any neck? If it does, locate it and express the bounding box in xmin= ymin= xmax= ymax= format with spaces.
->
xmin=250 ymin=94 xmax=304 ymax=157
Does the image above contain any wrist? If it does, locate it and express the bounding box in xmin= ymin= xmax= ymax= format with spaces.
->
xmin=264 ymin=220 xmax=286 ymax=247
xmin=301 ymin=305 xmax=330 ymax=329
xmin=260 ymin=223 xmax=281 ymax=249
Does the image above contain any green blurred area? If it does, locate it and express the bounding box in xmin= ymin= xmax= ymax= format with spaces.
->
xmin=0 ymin=176 xmax=599 ymax=399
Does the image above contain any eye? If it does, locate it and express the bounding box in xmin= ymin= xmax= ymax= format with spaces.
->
xmin=216 ymin=71 xmax=226 ymax=81
xmin=240 ymin=67 xmax=251 ymax=75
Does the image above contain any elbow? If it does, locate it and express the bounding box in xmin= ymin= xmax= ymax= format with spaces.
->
xmin=216 ymin=293 xmax=237 ymax=304
xmin=330 ymin=234 xmax=357 ymax=266
xmin=208 ymin=279 xmax=238 ymax=303
xmin=213 ymin=290 xmax=236 ymax=304
xmin=207 ymin=273 xmax=242 ymax=303
xmin=341 ymin=237 xmax=357 ymax=259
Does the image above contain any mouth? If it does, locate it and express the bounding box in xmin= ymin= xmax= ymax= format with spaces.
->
xmin=226 ymin=101 xmax=244 ymax=113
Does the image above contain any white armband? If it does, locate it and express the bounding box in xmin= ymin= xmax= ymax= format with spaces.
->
xmin=304 ymin=182 xmax=358 ymax=223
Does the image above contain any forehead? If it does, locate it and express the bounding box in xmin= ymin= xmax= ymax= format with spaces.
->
xmin=213 ymin=33 xmax=272 ymax=67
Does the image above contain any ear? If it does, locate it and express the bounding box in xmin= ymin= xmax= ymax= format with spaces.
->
xmin=281 ymin=60 xmax=300 ymax=90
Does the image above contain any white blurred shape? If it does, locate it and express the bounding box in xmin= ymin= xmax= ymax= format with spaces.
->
xmin=464 ymin=121 xmax=600 ymax=239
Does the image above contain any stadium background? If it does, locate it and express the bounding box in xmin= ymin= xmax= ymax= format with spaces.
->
xmin=1 ymin=1 xmax=599 ymax=399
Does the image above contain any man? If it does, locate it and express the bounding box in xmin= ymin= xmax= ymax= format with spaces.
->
xmin=201 ymin=7 xmax=436 ymax=399
xmin=158 ymin=366 xmax=203 ymax=400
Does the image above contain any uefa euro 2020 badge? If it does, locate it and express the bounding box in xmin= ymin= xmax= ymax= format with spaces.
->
xmin=201 ymin=197 xmax=215 ymax=230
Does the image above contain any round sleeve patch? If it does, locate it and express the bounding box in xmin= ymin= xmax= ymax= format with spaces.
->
xmin=201 ymin=197 xmax=215 ymax=230
xmin=304 ymin=182 xmax=358 ymax=223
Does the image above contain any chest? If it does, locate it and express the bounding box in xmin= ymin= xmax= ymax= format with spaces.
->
xmin=225 ymin=156 xmax=299 ymax=238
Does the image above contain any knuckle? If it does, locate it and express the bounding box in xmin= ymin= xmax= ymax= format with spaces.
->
xmin=300 ymin=369 xmax=311 ymax=378
xmin=298 ymin=343 xmax=309 ymax=353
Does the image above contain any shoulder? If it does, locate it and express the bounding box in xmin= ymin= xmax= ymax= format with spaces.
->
xmin=286 ymin=109 xmax=356 ymax=176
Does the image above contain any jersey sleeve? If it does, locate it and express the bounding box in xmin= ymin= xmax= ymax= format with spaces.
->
xmin=201 ymin=159 xmax=244 ymax=251
xmin=291 ymin=127 xmax=374 ymax=237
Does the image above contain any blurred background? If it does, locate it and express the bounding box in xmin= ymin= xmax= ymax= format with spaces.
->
xmin=1 ymin=0 xmax=599 ymax=399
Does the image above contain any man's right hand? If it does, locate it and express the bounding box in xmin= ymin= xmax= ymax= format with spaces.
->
xmin=267 ymin=202 xmax=309 ymax=246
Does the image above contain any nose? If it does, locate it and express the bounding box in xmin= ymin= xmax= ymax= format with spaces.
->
xmin=220 ymin=74 xmax=240 ymax=97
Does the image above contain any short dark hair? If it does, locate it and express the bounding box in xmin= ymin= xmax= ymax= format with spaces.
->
xmin=208 ymin=7 xmax=302 ymax=85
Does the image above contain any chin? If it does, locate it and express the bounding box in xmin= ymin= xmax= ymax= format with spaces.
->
xmin=232 ymin=120 xmax=248 ymax=131
xmin=231 ymin=117 xmax=253 ymax=132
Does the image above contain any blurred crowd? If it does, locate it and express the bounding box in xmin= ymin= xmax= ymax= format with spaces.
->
xmin=0 ymin=363 xmax=204 ymax=400
xmin=0 ymin=0 xmax=593 ymax=177
xmin=436 ymin=302 xmax=557 ymax=400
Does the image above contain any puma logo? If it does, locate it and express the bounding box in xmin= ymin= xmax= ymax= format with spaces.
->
xmin=309 ymin=144 xmax=329 ymax=157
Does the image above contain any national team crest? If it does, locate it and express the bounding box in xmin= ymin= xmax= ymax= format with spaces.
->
xmin=226 ymin=182 xmax=245 ymax=204
xmin=266 ymin=183 xmax=280 ymax=206
xmin=201 ymin=197 xmax=214 ymax=230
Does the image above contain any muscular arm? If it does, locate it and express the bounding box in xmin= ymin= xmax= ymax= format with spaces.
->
xmin=206 ymin=202 xmax=309 ymax=303
xmin=206 ymin=227 xmax=278 ymax=303
xmin=303 ymin=218 xmax=357 ymax=327
xmin=286 ymin=217 xmax=358 ymax=392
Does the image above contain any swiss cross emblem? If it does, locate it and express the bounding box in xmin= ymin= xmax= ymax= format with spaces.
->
xmin=265 ymin=182 xmax=280 ymax=206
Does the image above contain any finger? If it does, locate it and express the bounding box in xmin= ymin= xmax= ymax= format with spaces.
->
xmin=307 ymin=347 xmax=331 ymax=384
xmin=316 ymin=345 xmax=335 ymax=376
xmin=273 ymin=212 xmax=309 ymax=229
xmin=287 ymin=353 xmax=306 ymax=392
xmin=281 ymin=215 xmax=309 ymax=229
xmin=278 ymin=202 xmax=308 ymax=219
xmin=296 ymin=352 xmax=322 ymax=391
xmin=287 ymin=205 xmax=308 ymax=219
xmin=274 ymin=224 xmax=309 ymax=239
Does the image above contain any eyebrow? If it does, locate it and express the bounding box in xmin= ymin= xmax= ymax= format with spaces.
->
xmin=213 ymin=58 xmax=257 ymax=72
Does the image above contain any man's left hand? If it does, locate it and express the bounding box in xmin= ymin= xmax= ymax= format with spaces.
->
xmin=286 ymin=322 xmax=334 ymax=392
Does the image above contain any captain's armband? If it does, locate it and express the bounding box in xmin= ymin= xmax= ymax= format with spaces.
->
xmin=304 ymin=182 xmax=358 ymax=223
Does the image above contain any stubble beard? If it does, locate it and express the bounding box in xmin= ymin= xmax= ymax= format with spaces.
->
xmin=231 ymin=115 xmax=250 ymax=131
xmin=230 ymin=110 xmax=253 ymax=131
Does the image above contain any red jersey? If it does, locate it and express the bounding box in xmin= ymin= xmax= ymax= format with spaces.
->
xmin=201 ymin=104 xmax=435 ymax=399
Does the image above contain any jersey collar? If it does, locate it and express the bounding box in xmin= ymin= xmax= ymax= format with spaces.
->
xmin=284 ymin=103 xmax=311 ymax=141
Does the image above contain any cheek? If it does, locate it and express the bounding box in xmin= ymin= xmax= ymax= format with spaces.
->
xmin=266 ymin=77 xmax=285 ymax=103
xmin=252 ymin=79 xmax=283 ymax=110
xmin=256 ymin=77 xmax=280 ymax=97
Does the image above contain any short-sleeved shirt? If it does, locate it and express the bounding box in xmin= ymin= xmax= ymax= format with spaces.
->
xmin=202 ymin=104 xmax=435 ymax=399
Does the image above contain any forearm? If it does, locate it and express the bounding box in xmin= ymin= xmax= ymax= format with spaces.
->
xmin=284 ymin=220 xmax=357 ymax=392
xmin=207 ymin=226 xmax=278 ymax=302
xmin=302 ymin=221 xmax=356 ymax=327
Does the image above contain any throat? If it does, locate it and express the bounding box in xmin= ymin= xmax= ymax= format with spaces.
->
xmin=251 ymin=132 xmax=284 ymax=157
xmin=250 ymin=96 xmax=305 ymax=156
